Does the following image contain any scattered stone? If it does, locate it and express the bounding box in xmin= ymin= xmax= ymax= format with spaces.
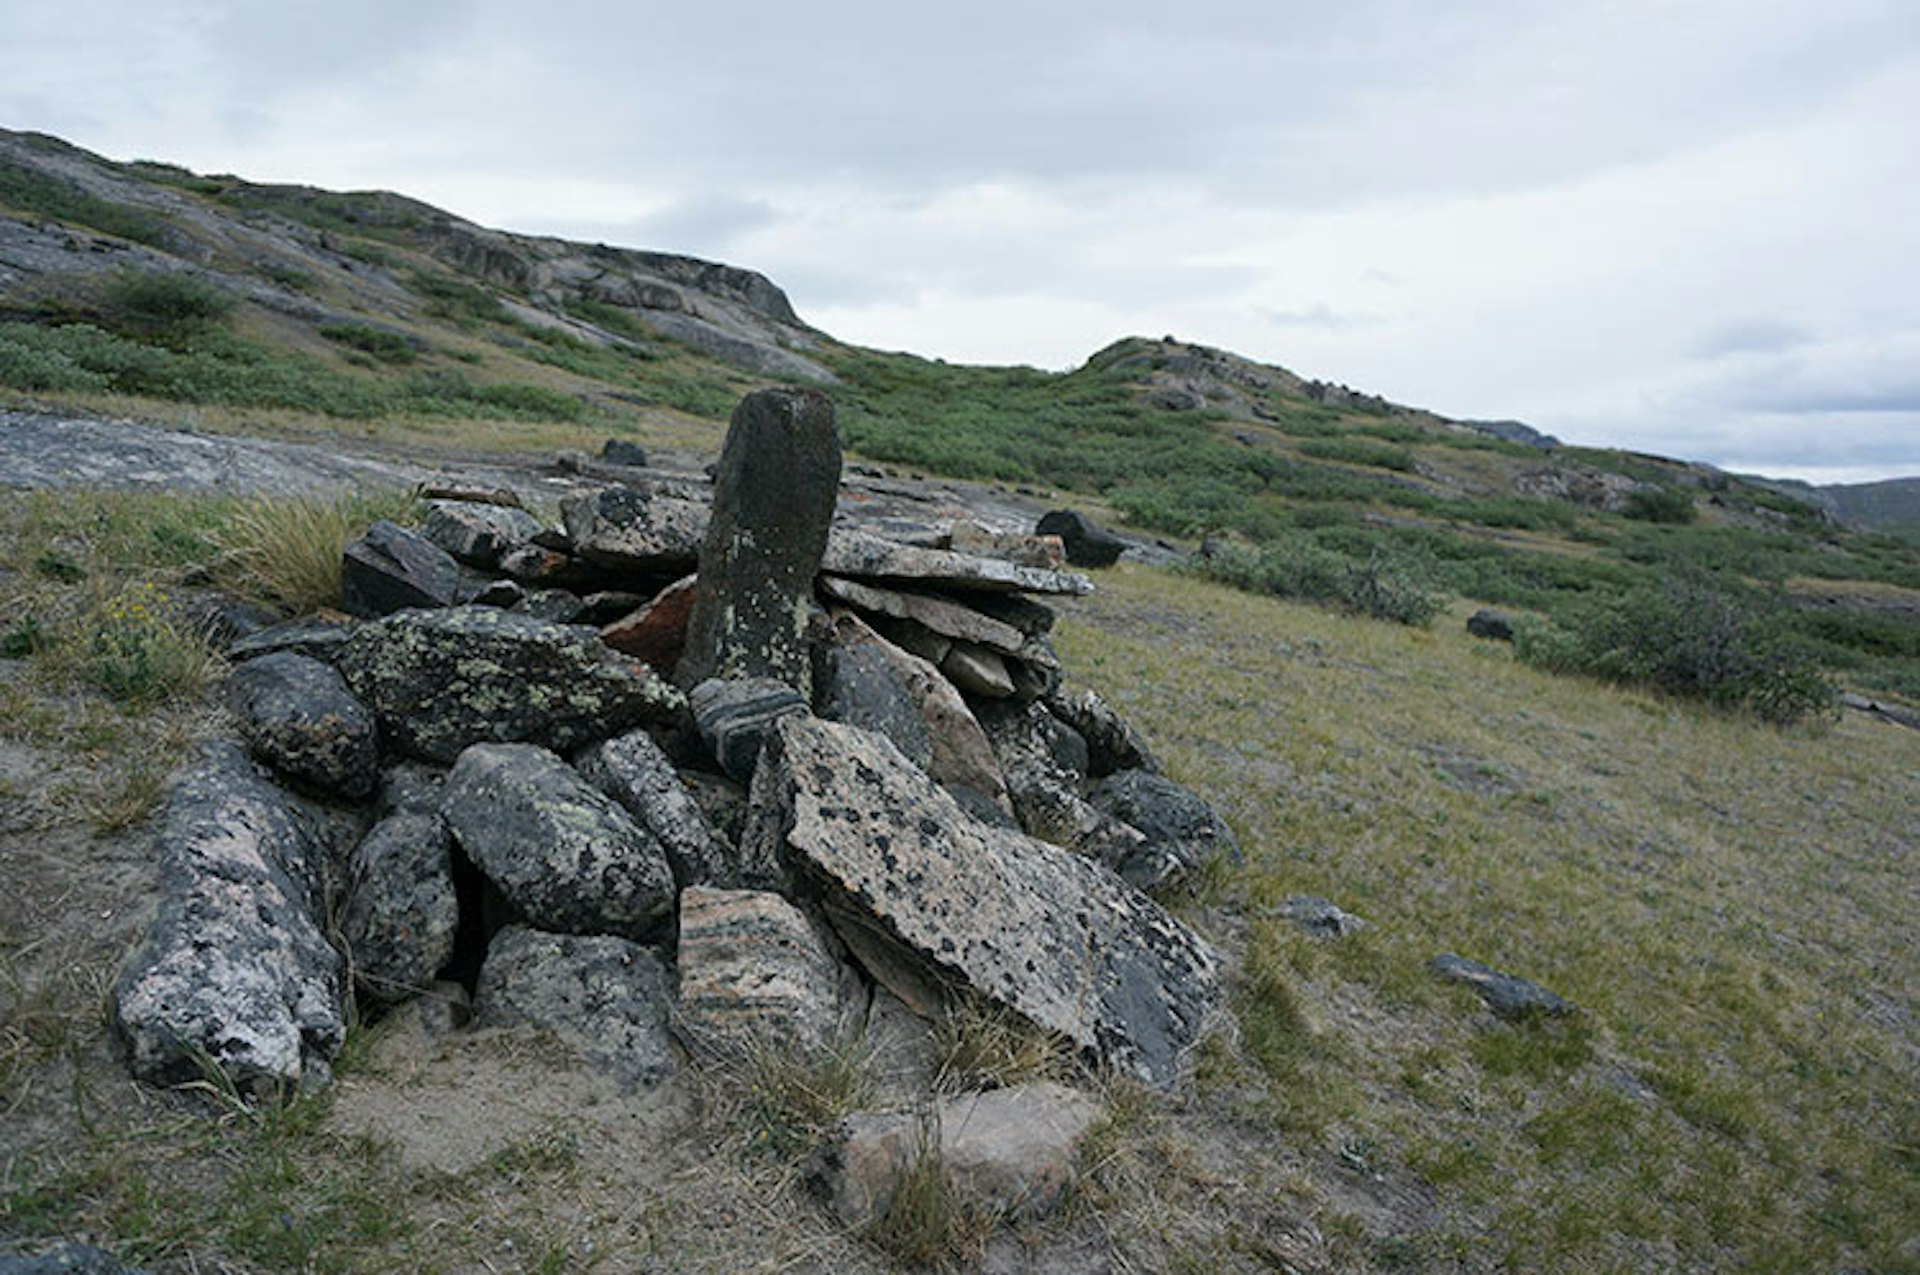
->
xmin=1045 ymin=686 xmax=1161 ymax=777
xmin=340 ymin=520 xmax=462 ymax=618
xmin=574 ymin=589 xmax=651 ymax=626
xmin=560 ymin=486 xmax=710 ymax=573
xmin=113 ymin=742 xmax=344 ymax=1093
xmin=754 ymin=716 xmax=1221 ymax=1088
xmin=599 ymin=437 xmax=650 ymax=467
xmin=224 ymin=651 xmax=379 ymax=799
xmin=338 ymin=812 xmax=460 ymax=1004
xmin=689 ymin=677 xmax=811 ymax=783
xmin=337 ymin=606 xmax=682 ymax=764
xmin=818 ymin=575 xmax=1027 ymax=654
xmin=1277 ymin=896 xmax=1367 ymax=939
xmin=600 ymin=574 xmax=698 ymax=674
xmin=574 ymin=728 xmax=725 ymax=888
xmin=226 ymin=615 xmax=356 ymax=665
xmin=413 ymin=482 xmax=524 ymax=509
xmin=816 ymin=1082 xmax=1104 ymax=1229
xmin=1087 ymin=769 xmax=1242 ymax=886
xmin=1429 ymin=954 xmax=1576 ymax=1021
xmin=1466 ymin=609 xmax=1516 ymax=642
xmin=823 ymin=529 xmax=1093 ymax=597
xmin=677 ymin=886 xmax=858 ymax=1053
xmin=941 ymin=642 xmax=1015 ymax=698
xmin=1035 ymin=509 xmax=1126 ymax=568
xmin=441 ymin=743 xmax=677 ymax=941
xmin=420 ymin=499 xmax=543 ymax=569
xmin=816 ymin=613 xmax=935 ymax=770
xmin=680 ymin=389 xmax=843 ymax=695
xmin=474 ymin=925 xmax=676 ymax=1091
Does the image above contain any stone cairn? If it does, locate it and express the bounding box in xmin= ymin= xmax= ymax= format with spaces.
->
xmin=113 ymin=389 xmax=1235 ymax=1225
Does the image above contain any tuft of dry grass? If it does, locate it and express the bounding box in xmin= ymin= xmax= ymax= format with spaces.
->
xmin=930 ymin=994 xmax=1077 ymax=1096
xmin=215 ymin=488 xmax=417 ymax=616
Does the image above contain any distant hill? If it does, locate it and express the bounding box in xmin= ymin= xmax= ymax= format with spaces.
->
xmin=1822 ymin=478 xmax=1920 ymax=541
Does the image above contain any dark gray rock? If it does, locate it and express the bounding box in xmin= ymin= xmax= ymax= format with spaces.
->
xmin=559 ymin=485 xmax=710 ymax=574
xmin=339 ymin=813 xmax=460 ymax=1004
xmin=0 ymin=1243 xmax=145 ymax=1274
xmin=689 ymin=677 xmax=811 ymax=783
xmin=600 ymin=437 xmax=650 ymax=467
xmin=1430 ymin=954 xmax=1576 ymax=1021
xmin=682 ymin=770 xmax=748 ymax=854
xmin=226 ymin=615 xmax=355 ymax=665
xmin=680 ymin=389 xmax=842 ymax=696
xmin=1466 ymin=609 xmax=1516 ymax=642
xmin=1045 ymin=686 xmax=1161 ymax=778
xmin=223 ymin=651 xmax=378 ymax=799
xmin=1277 ymin=896 xmax=1367 ymax=939
xmin=377 ymin=761 xmax=445 ymax=817
xmin=112 ymin=742 xmax=345 ymax=1093
xmin=340 ymin=520 xmax=462 ymax=618
xmin=1035 ymin=509 xmax=1126 ymax=568
xmin=336 ymin=606 xmax=683 ymax=763
xmin=420 ymin=500 xmax=544 ymax=569
xmin=958 ymin=591 xmax=1057 ymax=638
xmin=754 ymin=715 xmax=1221 ymax=1089
xmin=474 ymin=925 xmax=677 ymax=1091
xmin=977 ymin=699 xmax=1152 ymax=881
xmin=442 ymin=743 xmax=677 ymax=941
xmin=816 ymin=617 xmax=936 ymax=771
xmin=510 ymin=588 xmax=587 ymax=624
xmin=574 ymin=728 xmax=726 ymax=888
xmin=1087 ymin=769 xmax=1241 ymax=889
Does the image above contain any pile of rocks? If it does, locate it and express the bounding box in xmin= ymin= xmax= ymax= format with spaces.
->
xmin=112 ymin=390 xmax=1231 ymax=1145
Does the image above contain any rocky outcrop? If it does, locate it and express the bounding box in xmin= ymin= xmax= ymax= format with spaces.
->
xmin=113 ymin=743 xmax=345 ymax=1092
xmin=336 ymin=606 xmax=683 ymax=763
xmin=752 ymin=715 xmax=1221 ymax=1089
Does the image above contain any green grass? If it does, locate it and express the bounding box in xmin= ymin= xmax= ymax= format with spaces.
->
xmin=0 ymin=158 xmax=171 ymax=245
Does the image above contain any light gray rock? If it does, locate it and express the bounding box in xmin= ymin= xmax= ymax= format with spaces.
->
xmin=441 ymin=743 xmax=676 ymax=941
xmin=816 ymin=1083 xmax=1104 ymax=1229
xmin=112 ymin=742 xmax=344 ymax=1093
xmin=941 ymin=642 xmax=1016 ymax=698
xmin=340 ymin=520 xmax=462 ymax=618
xmin=336 ymin=606 xmax=683 ymax=763
xmin=1430 ymin=954 xmax=1577 ymax=1021
xmin=1277 ymin=896 xmax=1367 ymax=939
xmin=420 ymin=499 xmax=543 ymax=569
xmin=559 ymin=485 xmax=710 ymax=574
xmin=574 ymin=728 xmax=725 ymax=888
xmin=822 ymin=529 xmax=1093 ymax=597
xmin=680 ymin=389 xmax=843 ymax=696
xmin=339 ymin=813 xmax=460 ymax=1004
xmin=474 ymin=926 xmax=677 ymax=1091
xmin=689 ymin=677 xmax=811 ymax=784
xmin=818 ymin=576 xmax=1027 ymax=655
xmin=754 ymin=716 xmax=1221 ymax=1089
xmin=223 ymin=651 xmax=378 ymax=799
xmin=676 ymin=886 xmax=860 ymax=1053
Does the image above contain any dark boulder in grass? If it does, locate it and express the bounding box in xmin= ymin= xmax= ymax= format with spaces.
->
xmin=420 ymin=499 xmax=543 ymax=570
xmin=752 ymin=715 xmax=1222 ymax=1090
xmin=1430 ymin=954 xmax=1577 ymax=1022
xmin=336 ymin=606 xmax=683 ymax=764
xmin=1087 ymin=769 xmax=1242 ymax=888
xmin=224 ymin=650 xmax=379 ymax=799
xmin=112 ymin=742 xmax=345 ymax=1093
xmin=1035 ymin=509 xmax=1126 ymax=568
xmin=1466 ymin=609 xmax=1516 ymax=642
xmin=441 ymin=742 xmax=677 ymax=942
xmin=340 ymin=520 xmax=463 ymax=618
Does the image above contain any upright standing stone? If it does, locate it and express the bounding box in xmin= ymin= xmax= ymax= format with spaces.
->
xmin=678 ymin=389 xmax=842 ymax=697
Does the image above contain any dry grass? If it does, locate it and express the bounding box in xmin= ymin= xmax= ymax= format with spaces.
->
xmin=214 ymin=488 xmax=417 ymax=615
xmin=1052 ymin=566 xmax=1920 ymax=1271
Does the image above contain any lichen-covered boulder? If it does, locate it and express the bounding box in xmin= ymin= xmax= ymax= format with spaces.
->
xmin=338 ymin=812 xmax=460 ymax=1004
xmin=441 ymin=742 xmax=676 ymax=941
xmin=336 ymin=606 xmax=683 ymax=763
xmin=679 ymin=389 xmax=842 ymax=696
xmin=753 ymin=716 xmax=1221 ymax=1089
xmin=574 ymin=728 xmax=725 ymax=888
xmin=474 ymin=926 xmax=677 ymax=1091
xmin=112 ymin=742 xmax=345 ymax=1093
xmin=224 ymin=651 xmax=378 ymax=799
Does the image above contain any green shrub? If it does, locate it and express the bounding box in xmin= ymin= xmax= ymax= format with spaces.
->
xmin=0 ymin=160 xmax=170 ymax=245
xmin=1297 ymin=436 xmax=1419 ymax=472
xmin=1623 ymin=487 xmax=1697 ymax=525
xmin=319 ymin=322 xmax=418 ymax=365
xmin=1514 ymin=570 xmax=1836 ymax=723
xmin=98 ymin=269 xmax=234 ymax=340
xmin=1187 ymin=539 xmax=1445 ymax=626
xmin=217 ymin=490 xmax=416 ymax=615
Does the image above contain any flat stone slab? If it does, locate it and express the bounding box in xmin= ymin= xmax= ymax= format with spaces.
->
xmin=818 ymin=576 xmax=1027 ymax=654
xmin=1430 ymin=953 xmax=1577 ymax=1021
xmin=560 ymin=486 xmax=711 ymax=573
xmin=755 ymin=716 xmax=1220 ymax=1089
xmin=822 ymin=529 xmax=1093 ymax=596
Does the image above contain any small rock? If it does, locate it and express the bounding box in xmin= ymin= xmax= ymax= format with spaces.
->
xmin=942 ymin=642 xmax=1015 ymax=698
xmin=689 ymin=677 xmax=811 ymax=783
xmin=1035 ymin=509 xmax=1126 ymax=568
xmin=226 ymin=615 xmax=356 ymax=665
xmin=377 ymin=761 xmax=445 ymax=817
xmin=1045 ymin=686 xmax=1160 ymax=777
xmin=600 ymin=574 xmax=698 ymax=675
xmin=340 ymin=520 xmax=462 ymax=618
xmin=442 ymin=743 xmax=677 ymax=941
xmin=224 ymin=651 xmax=379 ymax=799
xmin=947 ymin=522 xmax=1067 ymax=570
xmin=474 ymin=926 xmax=676 ymax=1091
xmin=599 ymin=437 xmax=650 ymax=467
xmin=338 ymin=812 xmax=460 ymax=1004
xmin=1086 ymin=769 xmax=1241 ymax=888
xmin=1277 ymin=896 xmax=1367 ymax=938
xmin=1466 ymin=609 xmax=1516 ymax=642
xmin=1429 ymin=954 xmax=1576 ymax=1021
xmin=560 ymin=485 xmax=709 ymax=574
xmin=509 ymin=588 xmax=587 ymax=624
xmin=420 ymin=500 xmax=543 ymax=569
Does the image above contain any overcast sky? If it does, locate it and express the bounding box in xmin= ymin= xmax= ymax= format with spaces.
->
xmin=5 ymin=1 xmax=1917 ymax=483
